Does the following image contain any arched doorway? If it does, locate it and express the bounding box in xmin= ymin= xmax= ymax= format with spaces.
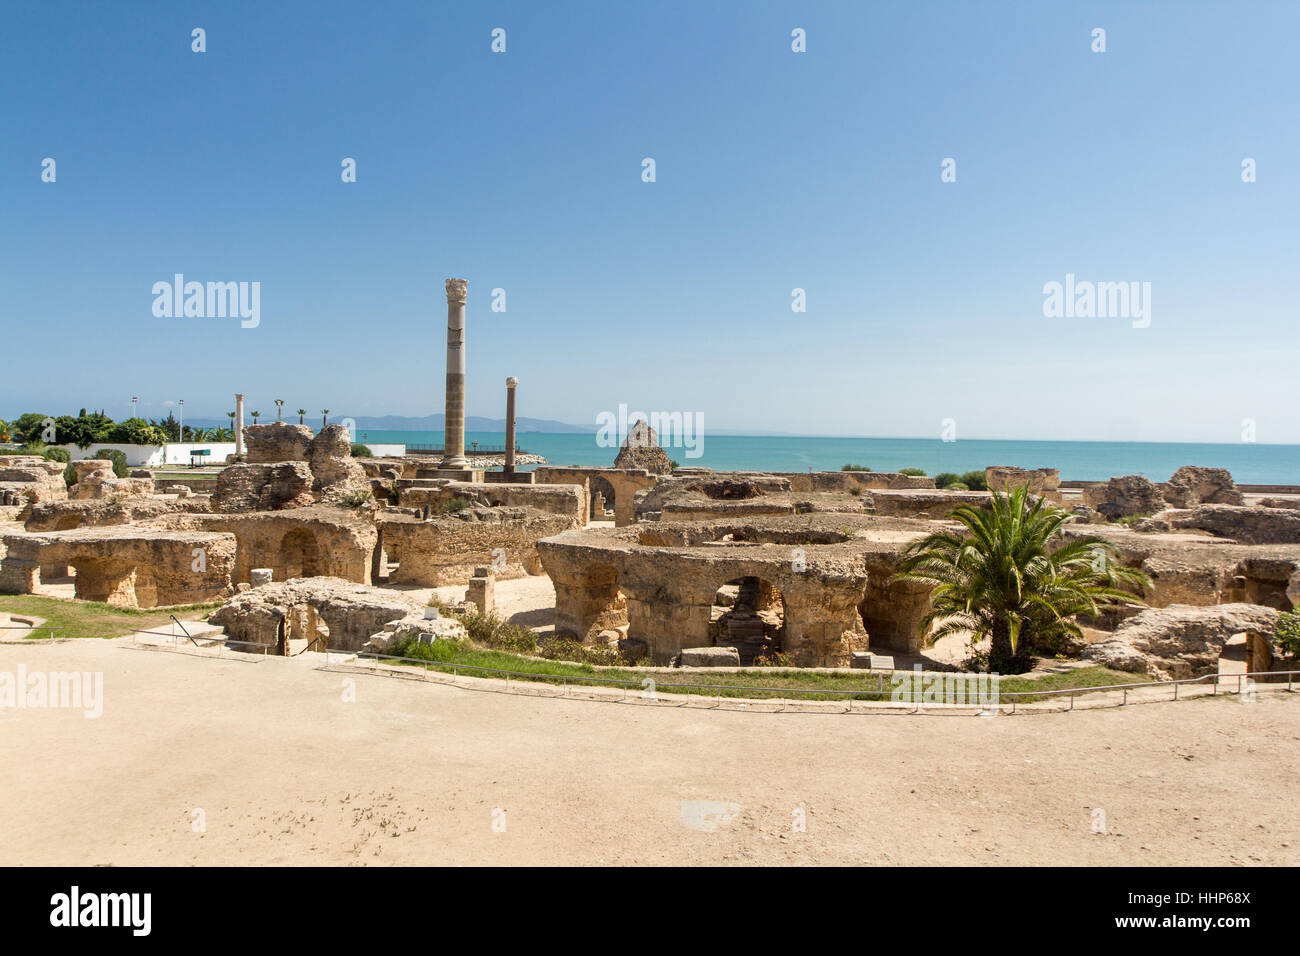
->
xmin=589 ymin=476 xmax=616 ymax=521
xmin=710 ymin=576 xmax=786 ymax=664
xmin=280 ymin=529 xmax=322 ymax=580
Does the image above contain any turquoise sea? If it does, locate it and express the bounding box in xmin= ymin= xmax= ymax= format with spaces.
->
xmin=352 ymin=431 xmax=1300 ymax=486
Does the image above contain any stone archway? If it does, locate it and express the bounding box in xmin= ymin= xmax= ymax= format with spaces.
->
xmin=280 ymin=528 xmax=321 ymax=580
xmin=589 ymin=476 xmax=616 ymax=521
xmin=710 ymin=576 xmax=786 ymax=664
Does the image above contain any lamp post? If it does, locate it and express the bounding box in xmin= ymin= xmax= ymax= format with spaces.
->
xmin=178 ymin=399 xmax=184 ymax=444
xmin=131 ymin=396 xmax=138 ymax=420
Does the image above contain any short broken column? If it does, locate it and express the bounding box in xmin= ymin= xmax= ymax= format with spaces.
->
xmin=235 ymin=393 xmax=246 ymax=457
xmin=250 ymin=568 xmax=274 ymax=587
xmin=467 ymin=565 xmax=495 ymax=616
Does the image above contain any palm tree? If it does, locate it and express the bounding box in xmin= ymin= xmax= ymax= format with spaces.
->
xmin=320 ymin=409 xmax=330 ymax=428
xmin=296 ymin=408 xmax=306 ymax=425
xmin=226 ymin=411 xmax=236 ymax=429
xmin=274 ymin=399 xmax=284 ymax=421
xmin=894 ymin=487 xmax=1150 ymax=672
xmin=251 ymin=410 xmax=261 ymax=423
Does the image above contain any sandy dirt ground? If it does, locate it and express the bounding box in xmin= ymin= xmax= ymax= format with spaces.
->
xmin=1 ymin=637 xmax=1297 ymax=866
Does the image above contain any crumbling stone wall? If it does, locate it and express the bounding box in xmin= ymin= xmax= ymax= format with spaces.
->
xmin=1083 ymin=475 xmax=1166 ymax=519
xmin=0 ymin=456 xmax=68 ymax=513
xmin=0 ymin=527 xmax=235 ymax=607
xmin=210 ymin=578 xmax=420 ymax=653
xmin=538 ymin=517 xmax=883 ymax=666
xmin=397 ymin=481 xmax=584 ymax=527
xmin=379 ymin=507 xmax=574 ymax=586
xmin=985 ymin=466 xmax=1061 ymax=502
xmin=152 ymin=506 xmax=377 ymax=585
xmin=213 ymin=423 xmax=367 ymax=511
xmin=1161 ymin=466 xmax=1243 ymax=508
xmin=533 ymin=467 xmax=657 ymax=527
xmin=25 ymin=495 xmax=212 ymax=532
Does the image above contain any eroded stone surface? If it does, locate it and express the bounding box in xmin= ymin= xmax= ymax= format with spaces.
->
xmin=537 ymin=513 xmax=933 ymax=666
xmin=1081 ymin=603 xmax=1283 ymax=680
xmin=0 ymin=526 xmax=234 ymax=607
xmin=1083 ymin=475 xmax=1166 ymax=519
xmin=1161 ymin=466 xmax=1243 ymax=508
xmin=379 ymin=506 xmax=572 ymax=586
xmin=209 ymin=577 xmax=422 ymax=653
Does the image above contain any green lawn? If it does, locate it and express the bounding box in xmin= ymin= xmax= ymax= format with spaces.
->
xmin=0 ymin=593 xmax=1143 ymax=701
xmin=0 ymin=595 xmax=221 ymax=641
xmin=375 ymin=638 xmax=1138 ymax=703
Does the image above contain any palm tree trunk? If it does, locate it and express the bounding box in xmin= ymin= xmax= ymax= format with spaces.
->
xmin=989 ymin=620 xmax=1016 ymax=673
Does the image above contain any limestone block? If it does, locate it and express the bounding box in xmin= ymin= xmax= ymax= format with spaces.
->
xmin=680 ymin=646 xmax=741 ymax=667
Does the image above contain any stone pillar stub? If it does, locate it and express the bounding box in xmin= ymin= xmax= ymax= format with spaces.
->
xmin=235 ymin=393 xmax=246 ymax=456
xmin=440 ymin=279 xmax=469 ymax=469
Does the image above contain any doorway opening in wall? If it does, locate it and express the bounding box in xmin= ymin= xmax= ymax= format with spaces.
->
xmin=710 ymin=576 xmax=786 ymax=665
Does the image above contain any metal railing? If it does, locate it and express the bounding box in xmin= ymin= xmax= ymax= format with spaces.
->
xmin=331 ymin=649 xmax=1299 ymax=713
xmin=404 ymin=444 xmax=523 ymax=455
xmin=0 ymin=624 xmax=65 ymax=642
xmin=130 ymin=626 xmax=274 ymax=656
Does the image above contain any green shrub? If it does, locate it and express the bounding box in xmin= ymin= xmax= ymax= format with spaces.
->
xmin=350 ymin=443 xmax=373 ymax=457
xmin=455 ymin=607 xmax=540 ymax=655
xmin=753 ymin=651 xmax=795 ymax=667
xmin=438 ymin=496 xmax=471 ymax=514
xmin=102 ymin=418 xmax=166 ymax=446
xmin=959 ymin=470 xmax=988 ymax=491
xmin=63 ymin=462 xmax=77 ymax=487
xmin=841 ymin=463 xmax=871 ymax=472
xmin=947 ymin=481 xmax=969 ymax=491
xmin=338 ymin=488 xmax=374 ymax=509
xmin=539 ymin=636 xmax=622 ymax=666
xmin=935 ymin=472 xmax=960 ymax=488
xmin=1277 ymin=611 xmax=1300 ymax=658
xmin=1114 ymin=514 xmax=1151 ymax=527
xmin=42 ymin=447 xmax=69 ymax=463
xmin=386 ymin=633 xmax=469 ymax=662
xmin=898 ymin=467 xmax=927 ymax=476
xmin=437 ymin=605 xmax=638 ymax=666
xmin=92 ymin=449 xmax=128 ymax=478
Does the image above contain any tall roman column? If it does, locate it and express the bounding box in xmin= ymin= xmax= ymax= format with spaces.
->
xmin=235 ymin=393 xmax=245 ymax=456
xmin=504 ymin=377 xmax=518 ymax=473
xmin=440 ymin=278 xmax=469 ymax=469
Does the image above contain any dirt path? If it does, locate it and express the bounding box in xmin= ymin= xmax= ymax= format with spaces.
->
xmin=1 ymin=638 xmax=1296 ymax=866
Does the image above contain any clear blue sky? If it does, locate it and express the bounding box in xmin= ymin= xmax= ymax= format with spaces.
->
xmin=2 ymin=1 xmax=1297 ymax=442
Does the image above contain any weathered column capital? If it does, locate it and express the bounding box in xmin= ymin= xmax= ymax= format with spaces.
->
xmin=506 ymin=377 xmax=518 ymax=388
xmin=445 ymin=278 xmax=468 ymax=304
